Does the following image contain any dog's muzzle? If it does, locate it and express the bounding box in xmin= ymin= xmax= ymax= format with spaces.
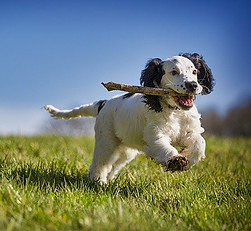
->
xmin=172 ymin=81 xmax=200 ymax=110
xmin=185 ymin=81 xmax=198 ymax=94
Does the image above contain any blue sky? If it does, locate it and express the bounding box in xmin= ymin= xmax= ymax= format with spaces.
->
xmin=0 ymin=0 xmax=250 ymax=134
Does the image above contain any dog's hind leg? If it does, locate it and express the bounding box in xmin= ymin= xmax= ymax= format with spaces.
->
xmin=88 ymin=135 xmax=122 ymax=184
xmin=107 ymin=147 xmax=138 ymax=182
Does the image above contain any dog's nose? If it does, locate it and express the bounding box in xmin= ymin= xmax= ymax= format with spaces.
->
xmin=185 ymin=81 xmax=198 ymax=93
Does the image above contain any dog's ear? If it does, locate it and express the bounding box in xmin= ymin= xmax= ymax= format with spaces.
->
xmin=182 ymin=53 xmax=215 ymax=94
xmin=140 ymin=58 xmax=164 ymax=87
xmin=140 ymin=58 xmax=164 ymax=112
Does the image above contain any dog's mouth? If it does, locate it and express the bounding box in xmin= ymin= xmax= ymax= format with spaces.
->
xmin=173 ymin=95 xmax=194 ymax=110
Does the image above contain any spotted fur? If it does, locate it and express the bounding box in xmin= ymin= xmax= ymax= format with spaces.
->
xmin=45 ymin=54 xmax=214 ymax=183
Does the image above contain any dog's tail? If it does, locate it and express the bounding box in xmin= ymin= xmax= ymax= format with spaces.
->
xmin=44 ymin=100 xmax=107 ymax=119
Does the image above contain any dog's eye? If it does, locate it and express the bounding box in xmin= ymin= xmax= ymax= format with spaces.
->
xmin=171 ymin=70 xmax=178 ymax=76
xmin=192 ymin=70 xmax=197 ymax=75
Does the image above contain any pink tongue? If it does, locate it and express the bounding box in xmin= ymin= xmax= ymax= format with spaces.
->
xmin=179 ymin=96 xmax=193 ymax=106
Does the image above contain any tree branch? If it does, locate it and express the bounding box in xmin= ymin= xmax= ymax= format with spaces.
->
xmin=101 ymin=82 xmax=181 ymax=97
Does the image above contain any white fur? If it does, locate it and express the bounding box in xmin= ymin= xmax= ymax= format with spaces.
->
xmin=45 ymin=56 xmax=206 ymax=183
xmin=161 ymin=56 xmax=203 ymax=94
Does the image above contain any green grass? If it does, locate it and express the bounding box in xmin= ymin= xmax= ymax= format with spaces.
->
xmin=0 ymin=136 xmax=250 ymax=231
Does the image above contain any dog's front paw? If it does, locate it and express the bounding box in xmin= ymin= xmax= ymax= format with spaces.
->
xmin=166 ymin=155 xmax=188 ymax=171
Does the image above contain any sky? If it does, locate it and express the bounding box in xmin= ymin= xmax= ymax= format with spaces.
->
xmin=0 ymin=0 xmax=251 ymax=135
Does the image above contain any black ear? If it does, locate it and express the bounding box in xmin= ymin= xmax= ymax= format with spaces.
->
xmin=140 ymin=58 xmax=164 ymax=87
xmin=182 ymin=53 xmax=215 ymax=95
xmin=140 ymin=58 xmax=164 ymax=112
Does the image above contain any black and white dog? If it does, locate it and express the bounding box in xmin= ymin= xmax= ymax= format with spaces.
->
xmin=45 ymin=53 xmax=214 ymax=183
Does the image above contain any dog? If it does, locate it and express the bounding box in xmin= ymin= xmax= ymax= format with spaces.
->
xmin=45 ymin=53 xmax=214 ymax=183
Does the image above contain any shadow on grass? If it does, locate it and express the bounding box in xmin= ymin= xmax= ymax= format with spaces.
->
xmin=0 ymin=157 xmax=152 ymax=197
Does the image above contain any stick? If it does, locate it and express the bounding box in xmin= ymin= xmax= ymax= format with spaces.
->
xmin=101 ymin=81 xmax=181 ymax=97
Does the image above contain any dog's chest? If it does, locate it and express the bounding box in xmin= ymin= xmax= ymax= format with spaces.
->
xmin=152 ymin=109 xmax=198 ymax=143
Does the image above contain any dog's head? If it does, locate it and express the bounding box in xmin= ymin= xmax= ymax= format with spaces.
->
xmin=140 ymin=53 xmax=214 ymax=111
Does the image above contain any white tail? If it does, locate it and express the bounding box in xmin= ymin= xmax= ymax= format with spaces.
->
xmin=44 ymin=100 xmax=106 ymax=119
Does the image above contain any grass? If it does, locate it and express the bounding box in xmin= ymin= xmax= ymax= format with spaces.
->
xmin=0 ymin=136 xmax=250 ymax=231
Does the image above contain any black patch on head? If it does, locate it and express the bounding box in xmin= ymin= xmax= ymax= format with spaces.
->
xmin=123 ymin=93 xmax=134 ymax=99
xmin=97 ymin=100 xmax=107 ymax=114
xmin=140 ymin=58 xmax=164 ymax=112
xmin=182 ymin=53 xmax=215 ymax=95
xmin=140 ymin=58 xmax=164 ymax=87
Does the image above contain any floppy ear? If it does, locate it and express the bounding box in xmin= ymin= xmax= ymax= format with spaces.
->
xmin=140 ymin=58 xmax=164 ymax=87
xmin=182 ymin=53 xmax=215 ymax=95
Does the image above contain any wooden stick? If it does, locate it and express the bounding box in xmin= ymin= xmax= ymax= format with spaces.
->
xmin=101 ymin=81 xmax=181 ymax=97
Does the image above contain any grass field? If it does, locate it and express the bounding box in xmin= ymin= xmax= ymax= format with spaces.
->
xmin=0 ymin=136 xmax=250 ymax=231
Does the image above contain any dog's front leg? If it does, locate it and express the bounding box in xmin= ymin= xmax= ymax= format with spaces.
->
xmin=143 ymin=135 xmax=188 ymax=171
xmin=180 ymin=134 xmax=206 ymax=168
